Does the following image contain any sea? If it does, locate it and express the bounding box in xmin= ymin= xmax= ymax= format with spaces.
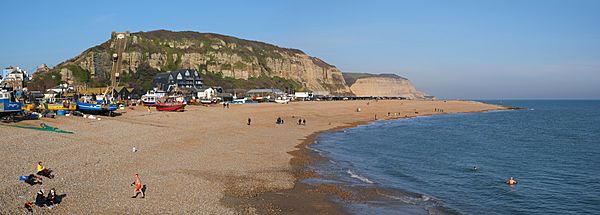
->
xmin=307 ymin=100 xmax=600 ymax=215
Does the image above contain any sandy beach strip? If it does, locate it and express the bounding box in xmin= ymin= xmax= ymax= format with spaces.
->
xmin=0 ymin=100 xmax=507 ymax=214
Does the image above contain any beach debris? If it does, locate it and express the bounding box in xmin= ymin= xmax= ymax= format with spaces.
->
xmin=0 ymin=123 xmax=75 ymax=134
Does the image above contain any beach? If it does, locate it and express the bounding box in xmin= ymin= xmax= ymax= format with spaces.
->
xmin=0 ymin=100 xmax=507 ymax=214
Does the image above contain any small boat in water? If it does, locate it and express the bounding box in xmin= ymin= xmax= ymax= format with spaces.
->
xmin=0 ymin=90 xmax=22 ymax=119
xmin=155 ymin=102 xmax=186 ymax=112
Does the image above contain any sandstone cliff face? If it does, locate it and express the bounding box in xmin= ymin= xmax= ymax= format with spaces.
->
xmin=53 ymin=30 xmax=350 ymax=95
xmin=347 ymin=74 xmax=429 ymax=99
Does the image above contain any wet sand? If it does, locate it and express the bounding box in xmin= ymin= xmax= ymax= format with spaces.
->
xmin=0 ymin=100 xmax=507 ymax=214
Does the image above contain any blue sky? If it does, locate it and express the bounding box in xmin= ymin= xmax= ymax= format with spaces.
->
xmin=1 ymin=0 xmax=599 ymax=99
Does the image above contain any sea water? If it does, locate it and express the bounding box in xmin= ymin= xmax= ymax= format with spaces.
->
xmin=309 ymin=100 xmax=600 ymax=214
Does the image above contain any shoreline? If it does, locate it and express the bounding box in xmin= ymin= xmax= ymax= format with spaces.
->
xmin=231 ymin=104 xmax=511 ymax=214
xmin=0 ymin=100 xmax=508 ymax=214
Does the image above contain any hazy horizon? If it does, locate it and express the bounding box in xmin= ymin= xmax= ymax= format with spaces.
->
xmin=1 ymin=0 xmax=598 ymax=99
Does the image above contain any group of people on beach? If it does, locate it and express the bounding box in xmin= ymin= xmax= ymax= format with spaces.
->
xmin=22 ymin=161 xmax=61 ymax=212
xmin=434 ymin=108 xmax=445 ymax=112
xmin=276 ymin=117 xmax=285 ymax=124
xmin=297 ymin=118 xmax=306 ymax=125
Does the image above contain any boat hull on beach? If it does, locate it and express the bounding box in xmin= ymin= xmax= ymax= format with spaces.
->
xmin=44 ymin=102 xmax=77 ymax=111
xmin=76 ymin=102 xmax=118 ymax=114
xmin=155 ymin=102 xmax=186 ymax=111
xmin=142 ymin=101 xmax=157 ymax=106
xmin=0 ymin=91 xmax=22 ymax=118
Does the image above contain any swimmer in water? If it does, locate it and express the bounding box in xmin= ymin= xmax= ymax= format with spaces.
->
xmin=473 ymin=166 xmax=478 ymax=171
xmin=506 ymin=177 xmax=518 ymax=185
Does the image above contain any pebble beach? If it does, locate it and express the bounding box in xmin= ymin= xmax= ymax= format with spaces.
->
xmin=0 ymin=100 xmax=507 ymax=214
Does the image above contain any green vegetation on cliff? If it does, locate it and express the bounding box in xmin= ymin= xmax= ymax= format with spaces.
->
xmin=201 ymin=70 xmax=303 ymax=93
xmin=32 ymin=30 xmax=351 ymax=94
xmin=342 ymin=72 xmax=407 ymax=86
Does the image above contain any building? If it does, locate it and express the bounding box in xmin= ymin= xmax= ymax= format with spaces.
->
xmin=153 ymin=69 xmax=203 ymax=92
xmin=246 ymin=88 xmax=284 ymax=99
xmin=1 ymin=66 xmax=29 ymax=97
xmin=294 ymin=92 xmax=313 ymax=101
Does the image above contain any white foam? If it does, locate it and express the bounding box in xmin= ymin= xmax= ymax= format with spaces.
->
xmin=347 ymin=170 xmax=374 ymax=184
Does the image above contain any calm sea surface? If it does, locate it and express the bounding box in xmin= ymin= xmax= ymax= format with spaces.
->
xmin=309 ymin=100 xmax=600 ymax=214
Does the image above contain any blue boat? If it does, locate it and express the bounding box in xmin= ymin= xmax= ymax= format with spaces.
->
xmin=76 ymin=101 xmax=118 ymax=114
xmin=0 ymin=90 xmax=22 ymax=119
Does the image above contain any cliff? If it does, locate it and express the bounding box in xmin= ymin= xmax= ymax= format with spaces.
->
xmin=44 ymin=30 xmax=350 ymax=95
xmin=343 ymin=73 xmax=430 ymax=99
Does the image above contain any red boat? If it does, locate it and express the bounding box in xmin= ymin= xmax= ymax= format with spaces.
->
xmin=155 ymin=102 xmax=186 ymax=112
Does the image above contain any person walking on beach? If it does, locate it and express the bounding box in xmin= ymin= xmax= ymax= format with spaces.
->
xmin=247 ymin=118 xmax=252 ymax=125
xmin=298 ymin=119 xmax=302 ymax=125
xmin=302 ymin=119 xmax=306 ymax=125
xmin=131 ymin=174 xmax=145 ymax=198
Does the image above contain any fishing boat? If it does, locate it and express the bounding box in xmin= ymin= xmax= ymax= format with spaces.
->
xmin=0 ymin=90 xmax=22 ymax=119
xmin=141 ymin=90 xmax=166 ymax=106
xmin=199 ymin=99 xmax=214 ymax=104
xmin=76 ymin=93 xmax=118 ymax=115
xmin=76 ymin=102 xmax=118 ymax=113
xmin=274 ymin=97 xmax=291 ymax=104
xmin=155 ymin=102 xmax=186 ymax=112
xmin=44 ymin=101 xmax=77 ymax=111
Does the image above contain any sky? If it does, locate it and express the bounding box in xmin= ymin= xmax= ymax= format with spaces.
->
xmin=1 ymin=0 xmax=599 ymax=99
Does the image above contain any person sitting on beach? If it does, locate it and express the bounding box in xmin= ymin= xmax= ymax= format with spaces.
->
xmin=37 ymin=161 xmax=54 ymax=179
xmin=24 ymin=201 xmax=34 ymax=213
xmin=46 ymin=188 xmax=57 ymax=206
xmin=131 ymin=174 xmax=145 ymax=198
xmin=35 ymin=189 xmax=46 ymax=207
xmin=24 ymin=174 xmax=43 ymax=186
xmin=276 ymin=117 xmax=282 ymax=124
xmin=298 ymin=118 xmax=302 ymax=125
xmin=506 ymin=177 xmax=518 ymax=185
xmin=302 ymin=119 xmax=306 ymax=125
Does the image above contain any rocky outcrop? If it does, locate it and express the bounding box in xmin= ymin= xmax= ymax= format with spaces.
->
xmin=344 ymin=73 xmax=430 ymax=99
xmin=51 ymin=30 xmax=350 ymax=95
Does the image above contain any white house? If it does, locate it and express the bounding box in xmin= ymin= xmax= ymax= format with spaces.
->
xmin=197 ymin=87 xmax=216 ymax=99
